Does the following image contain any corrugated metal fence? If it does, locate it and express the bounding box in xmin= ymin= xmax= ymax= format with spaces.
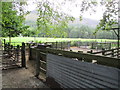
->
xmin=47 ymin=54 xmax=120 ymax=89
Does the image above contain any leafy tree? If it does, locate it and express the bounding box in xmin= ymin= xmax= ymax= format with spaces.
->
xmin=1 ymin=2 xmax=29 ymax=39
xmin=36 ymin=0 xmax=75 ymax=38
xmin=22 ymin=28 xmax=36 ymax=37
xmin=35 ymin=0 xmax=119 ymax=38
xmin=97 ymin=0 xmax=118 ymax=30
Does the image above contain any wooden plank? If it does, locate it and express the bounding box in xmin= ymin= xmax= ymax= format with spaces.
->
xmin=46 ymin=48 xmax=120 ymax=68
xmin=21 ymin=42 xmax=26 ymax=67
xmin=31 ymin=48 xmax=120 ymax=68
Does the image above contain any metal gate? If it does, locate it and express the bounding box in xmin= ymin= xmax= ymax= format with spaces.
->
xmin=2 ymin=43 xmax=22 ymax=69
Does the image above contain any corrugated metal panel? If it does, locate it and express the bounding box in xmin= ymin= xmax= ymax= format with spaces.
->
xmin=47 ymin=54 xmax=120 ymax=88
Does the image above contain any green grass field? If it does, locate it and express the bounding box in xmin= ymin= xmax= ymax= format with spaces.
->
xmin=1 ymin=37 xmax=118 ymax=46
xmin=1 ymin=37 xmax=118 ymax=42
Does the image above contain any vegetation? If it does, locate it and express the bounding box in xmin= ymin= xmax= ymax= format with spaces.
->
xmin=96 ymin=0 xmax=118 ymax=31
xmin=1 ymin=0 xmax=119 ymax=43
xmin=36 ymin=0 xmax=75 ymax=38
xmin=2 ymin=37 xmax=117 ymax=43
xmin=66 ymin=25 xmax=117 ymax=39
xmin=1 ymin=2 xmax=29 ymax=37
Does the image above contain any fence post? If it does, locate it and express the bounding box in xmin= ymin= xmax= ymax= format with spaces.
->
xmin=109 ymin=43 xmax=112 ymax=49
xmin=56 ymin=41 xmax=57 ymax=49
xmin=111 ymin=49 xmax=114 ymax=57
xmin=29 ymin=44 xmax=32 ymax=60
xmin=102 ymin=48 xmax=105 ymax=56
xmin=78 ymin=51 xmax=83 ymax=61
xmin=68 ymin=41 xmax=70 ymax=49
xmin=8 ymin=43 xmax=10 ymax=55
xmin=16 ymin=45 xmax=19 ymax=61
xmin=35 ymin=49 xmax=40 ymax=77
xmin=61 ymin=42 xmax=62 ymax=50
xmin=21 ymin=42 xmax=26 ymax=67
xmin=3 ymin=39 xmax=6 ymax=50
xmin=117 ymin=48 xmax=119 ymax=58
xmin=91 ymin=43 xmax=94 ymax=49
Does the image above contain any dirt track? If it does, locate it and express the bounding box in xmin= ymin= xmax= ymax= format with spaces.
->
xmin=68 ymin=46 xmax=100 ymax=53
xmin=2 ymin=68 xmax=49 ymax=88
xmin=2 ymin=52 xmax=49 ymax=89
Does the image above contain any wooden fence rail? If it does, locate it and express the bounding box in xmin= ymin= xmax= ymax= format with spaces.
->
xmin=88 ymin=48 xmax=120 ymax=58
xmin=2 ymin=42 xmax=26 ymax=68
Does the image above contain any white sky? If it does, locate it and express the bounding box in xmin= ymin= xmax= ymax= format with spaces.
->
xmin=26 ymin=0 xmax=106 ymax=20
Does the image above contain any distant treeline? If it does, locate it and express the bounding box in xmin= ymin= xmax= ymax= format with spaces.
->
xmin=65 ymin=25 xmax=117 ymax=39
xmin=21 ymin=24 xmax=117 ymax=39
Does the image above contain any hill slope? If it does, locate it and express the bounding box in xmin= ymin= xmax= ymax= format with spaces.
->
xmin=25 ymin=10 xmax=99 ymax=28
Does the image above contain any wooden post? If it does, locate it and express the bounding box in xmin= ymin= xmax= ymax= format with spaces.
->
xmin=102 ymin=48 xmax=105 ymax=56
xmin=109 ymin=43 xmax=112 ymax=49
xmin=77 ymin=51 xmax=83 ymax=61
xmin=61 ymin=42 xmax=62 ymax=50
xmin=35 ymin=49 xmax=40 ymax=77
xmin=91 ymin=43 xmax=94 ymax=49
xmin=4 ymin=44 xmax=6 ymax=51
xmin=90 ymin=50 xmax=93 ymax=54
xmin=8 ymin=43 xmax=10 ymax=55
xmin=56 ymin=41 xmax=57 ymax=49
xmin=68 ymin=41 xmax=70 ymax=49
xmin=111 ymin=49 xmax=114 ymax=57
xmin=16 ymin=45 xmax=19 ymax=61
xmin=3 ymin=39 xmax=5 ymax=50
xmin=117 ymin=48 xmax=119 ymax=58
xmin=21 ymin=42 xmax=26 ymax=67
xmin=29 ymin=44 xmax=32 ymax=60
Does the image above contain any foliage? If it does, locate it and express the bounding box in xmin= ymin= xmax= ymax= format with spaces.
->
xmin=3 ymin=37 xmax=117 ymax=44
xmin=36 ymin=0 xmax=119 ymax=38
xmin=65 ymin=24 xmax=117 ymax=39
xmin=36 ymin=0 xmax=75 ymax=38
xmin=1 ymin=0 xmax=118 ymax=39
xmin=96 ymin=0 xmax=118 ymax=31
xmin=1 ymin=2 xmax=29 ymax=37
xmin=22 ymin=27 xmax=36 ymax=37
xmin=75 ymin=0 xmax=118 ymax=31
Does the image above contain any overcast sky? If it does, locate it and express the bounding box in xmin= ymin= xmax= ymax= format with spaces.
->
xmin=26 ymin=0 xmax=106 ymax=20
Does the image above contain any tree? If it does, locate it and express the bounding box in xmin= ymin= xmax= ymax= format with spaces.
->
xmin=1 ymin=2 xmax=29 ymax=42
xmin=36 ymin=0 xmax=75 ymax=38
xmin=96 ymin=0 xmax=118 ymax=31
xmin=35 ymin=0 xmax=119 ymax=38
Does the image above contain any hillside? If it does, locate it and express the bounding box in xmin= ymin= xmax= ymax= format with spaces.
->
xmin=25 ymin=10 xmax=99 ymax=28
xmin=69 ymin=17 xmax=99 ymax=28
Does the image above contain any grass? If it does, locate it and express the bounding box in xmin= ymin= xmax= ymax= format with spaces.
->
xmin=1 ymin=37 xmax=118 ymax=46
